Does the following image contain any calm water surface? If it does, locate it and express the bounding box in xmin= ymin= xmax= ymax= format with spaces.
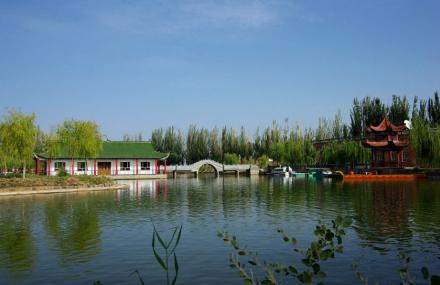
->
xmin=1 ymin=177 xmax=440 ymax=284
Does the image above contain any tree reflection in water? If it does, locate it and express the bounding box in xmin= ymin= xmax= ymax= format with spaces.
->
xmin=44 ymin=194 xmax=101 ymax=265
xmin=0 ymin=203 xmax=35 ymax=275
xmin=351 ymin=182 xmax=415 ymax=247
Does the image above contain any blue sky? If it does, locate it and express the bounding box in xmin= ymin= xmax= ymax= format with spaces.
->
xmin=0 ymin=0 xmax=439 ymax=139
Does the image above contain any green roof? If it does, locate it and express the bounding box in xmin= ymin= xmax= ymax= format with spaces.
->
xmin=37 ymin=141 xmax=168 ymax=159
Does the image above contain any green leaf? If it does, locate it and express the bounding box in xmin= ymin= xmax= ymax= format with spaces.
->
xmin=291 ymin=237 xmax=297 ymax=245
xmin=321 ymin=249 xmax=332 ymax=261
xmin=153 ymin=226 xmax=167 ymax=249
xmin=248 ymin=260 xmax=257 ymax=266
xmin=167 ymin=226 xmax=178 ymax=249
xmin=431 ymin=275 xmax=440 ymax=285
xmin=288 ymin=266 xmax=298 ymax=275
xmin=325 ymin=231 xmax=334 ymax=241
xmin=153 ymin=247 xmax=167 ymax=270
xmin=302 ymin=271 xmax=313 ymax=283
xmin=238 ymin=251 xmax=246 ymax=256
xmin=421 ymin=266 xmax=430 ymax=279
xmin=302 ymin=258 xmax=312 ymax=266
xmin=172 ymin=253 xmax=179 ymax=285
xmin=337 ymin=236 xmax=342 ymax=245
xmin=175 ymin=225 xmax=183 ymax=247
xmin=312 ymin=263 xmax=320 ymax=274
xmin=317 ymin=272 xmax=327 ymax=278
xmin=129 ymin=270 xmax=145 ymax=285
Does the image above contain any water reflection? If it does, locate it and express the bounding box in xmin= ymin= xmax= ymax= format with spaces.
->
xmin=0 ymin=178 xmax=439 ymax=284
xmin=350 ymin=182 xmax=415 ymax=245
xmin=0 ymin=203 xmax=35 ymax=275
xmin=44 ymin=194 xmax=101 ymax=265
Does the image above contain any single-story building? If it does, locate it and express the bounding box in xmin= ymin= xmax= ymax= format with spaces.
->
xmin=34 ymin=141 xmax=169 ymax=176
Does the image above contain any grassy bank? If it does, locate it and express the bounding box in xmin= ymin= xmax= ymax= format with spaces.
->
xmin=0 ymin=175 xmax=114 ymax=189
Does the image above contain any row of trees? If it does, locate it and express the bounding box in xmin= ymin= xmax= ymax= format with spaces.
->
xmin=150 ymin=91 xmax=439 ymax=168
xmin=1 ymin=91 xmax=438 ymax=176
xmin=0 ymin=111 xmax=102 ymax=178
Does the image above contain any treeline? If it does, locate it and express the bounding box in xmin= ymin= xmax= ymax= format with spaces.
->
xmin=151 ymin=91 xmax=440 ymax=168
xmin=151 ymin=122 xmax=321 ymax=167
xmin=1 ymin=91 xmax=440 ymax=177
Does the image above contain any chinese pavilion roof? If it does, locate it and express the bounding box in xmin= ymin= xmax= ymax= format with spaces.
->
xmin=367 ymin=118 xmax=406 ymax=133
xmin=36 ymin=141 xmax=169 ymax=160
xmin=363 ymin=118 xmax=409 ymax=149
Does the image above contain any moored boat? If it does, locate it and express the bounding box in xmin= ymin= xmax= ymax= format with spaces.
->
xmin=308 ymin=168 xmax=333 ymax=178
xmin=271 ymin=166 xmax=291 ymax=177
xmin=343 ymin=173 xmax=426 ymax=181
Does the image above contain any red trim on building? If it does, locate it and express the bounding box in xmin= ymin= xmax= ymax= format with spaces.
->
xmin=71 ymin=159 xmax=74 ymax=175
xmin=164 ymin=160 xmax=167 ymax=174
xmin=136 ymin=159 xmax=139 ymax=175
xmin=35 ymin=159 xmax=40 ymax=176
xmin=94 ymin=159 xmax=97 ymax=176
xmin=48 ymin=159 xmax=51 ymax=176
xmin=115 ymin=160 xmax=118 ymax=176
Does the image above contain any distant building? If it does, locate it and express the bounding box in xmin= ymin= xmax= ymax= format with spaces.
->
xmin=362 ymin=118 xmax=416 ymax=168
xmin=34 ymin=141 xmax=168 ymax=176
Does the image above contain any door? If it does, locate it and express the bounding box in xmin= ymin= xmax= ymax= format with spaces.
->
xmin=98 ymin=162 xmax=111 ymax=176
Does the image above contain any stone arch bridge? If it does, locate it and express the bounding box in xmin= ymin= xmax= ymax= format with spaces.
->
xmin=162 ymin=159 xmax=259 ymax=177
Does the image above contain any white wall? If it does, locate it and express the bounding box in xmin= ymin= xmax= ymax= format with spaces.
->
xmin=47 ymin=159 xmax=158 ymax=176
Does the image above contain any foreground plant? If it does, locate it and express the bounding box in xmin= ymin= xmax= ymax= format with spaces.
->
xmin=218 ymin=216 xmax=352 ymax=284
xmin=352 ymin=251 xmax=440 ymax=285
xmin=151 ymin=225 xmax=182 ymax=285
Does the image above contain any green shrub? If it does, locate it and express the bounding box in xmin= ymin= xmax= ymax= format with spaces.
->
xmin=56 ymin=168 xmax=69 ymax=177
xmin=224 ymin=153 xmax=240 ymax=164
xmin=257 ymin=155 xmax=269 ymax=169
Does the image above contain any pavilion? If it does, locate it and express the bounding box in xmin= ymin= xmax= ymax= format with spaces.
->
xmin=363 ymin=118 xmax=416 ymax=168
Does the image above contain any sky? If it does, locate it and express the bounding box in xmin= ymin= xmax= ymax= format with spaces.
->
xmin=0 ymin=0 xmax=439 ymax=140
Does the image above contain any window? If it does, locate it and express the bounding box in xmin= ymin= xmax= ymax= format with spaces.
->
xmin=77 ymin=161 xmax=86 ymax=171
xmin=54 ymin=162 xmax=66 ymax=171
xmin=141 ymin=161 xmax=151 ymax=170
xmin=390 ymin=151 xmax=397 ymax=162
xmin=403 ymin=151 xmax=409 ymax=162
xmin=374 ymin=151 xmax=384 ymax=161
xmin=120 ymin=161 xmax=130 ymax=171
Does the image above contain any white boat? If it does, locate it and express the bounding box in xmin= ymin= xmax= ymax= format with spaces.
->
xmin=271 ymin=166 xmax=292 ymax=177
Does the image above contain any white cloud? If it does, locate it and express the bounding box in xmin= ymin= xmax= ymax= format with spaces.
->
xmin=93 ymin=0 xmax=284 ymax=35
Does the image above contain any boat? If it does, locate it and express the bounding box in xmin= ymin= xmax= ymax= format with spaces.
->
xmin=329 ymin=170 xmax=344 ymax=179
xmin=343 ymin=173 xmax=426 ymax=181
xmin=292 ymin=172 xmax=308 ymax=178
xmin=308 ymin=168 xmax=333 ymax=178
xmin=271 ymin=166 xmax=291 ymax=177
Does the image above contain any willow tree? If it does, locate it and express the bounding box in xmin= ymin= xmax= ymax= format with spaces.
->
xmin=0 ymin=122 xmax=9 ymax=173
xmin=409 ymin=117 xmax=439 ymax=167
xmin=55 ymin=120 xmax=102 ymax=173
xmin=0 ymin=111 xmax=37 ymax=179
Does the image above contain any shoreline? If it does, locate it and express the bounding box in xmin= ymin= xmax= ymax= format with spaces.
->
xmin=0 ymin=183 xmax=129 ymax=196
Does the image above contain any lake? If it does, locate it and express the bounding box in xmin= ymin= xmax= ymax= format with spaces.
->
xmin=0 ymin=177 xmax=439 ymax=284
